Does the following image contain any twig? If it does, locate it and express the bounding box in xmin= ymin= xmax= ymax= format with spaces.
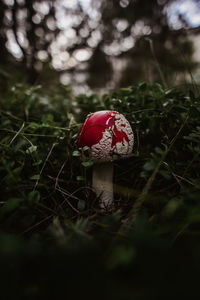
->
xmin=34 ymin=142 xmax=58 ymax=190
xmin=57 ymin=185 xmax=80 ymax=214
xmin=55 ymin=161 xmax=66 ymax=189
xmin=20 ymin=214 xmax=53 ymax=235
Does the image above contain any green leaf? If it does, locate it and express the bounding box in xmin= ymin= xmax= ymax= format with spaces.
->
xmin=28 ymin=122 xmax=41 ymax=129
xmin=0 ymin=198 xmax=22 ymax=216
xmin=155 ymin=147 xmax=164 ymax=155
xmin=143 ymin=160 xmax=155 ymax=171
xmin=42 ymin=113 xmax=54 ymax=124
xmin=72 ymin=150 xmax=81 ymax=156
xmin=76 ymin=175 xmax=84 ymax=181
xmin=138 ymin=81 xmax=147 ymax=90
xmin=28 ymin=190 xmax=40 ymax=204
xmin=82 ymin=146 xmax=90 ymax=151
xmin=32 ymin=160 xmax=42 ymax=166
xmin=81 ymin=160 xmax=94 ymax=168
xmin=26 ymin=145 xmax=37 ymax=154
xmin=77 ymin=199 xmax=86 ymax=211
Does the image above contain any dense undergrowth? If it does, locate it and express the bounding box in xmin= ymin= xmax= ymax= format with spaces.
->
xmin=0 ymin=81 xmax=200 ymax=299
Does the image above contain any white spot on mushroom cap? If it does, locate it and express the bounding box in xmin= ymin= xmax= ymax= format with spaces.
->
xmin=91 ymin=129 xmax=113 ymax=161
xmin=90 ymin=112 xmax=134 ymax=162
xmin=114 ymin=113 xmax=134 ymax=150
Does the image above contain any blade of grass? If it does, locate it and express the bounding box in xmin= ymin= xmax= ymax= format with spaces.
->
xmin=146 ymin=38 xmax=167 ymax=89
xmin=9 ymin=122 xmax=25 ymax=145
xmin=34 ymin=142 xmax=58 ymax=190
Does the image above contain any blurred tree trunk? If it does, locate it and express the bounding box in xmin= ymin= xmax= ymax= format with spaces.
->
xmin=25 ymin=0 xmax=39 ymax=84
xmin=0 ymin=2 xmax=9 ymax=65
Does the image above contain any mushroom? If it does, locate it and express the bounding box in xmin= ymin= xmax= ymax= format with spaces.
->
xmin=77 ymin=110 xmax=134 ymax=211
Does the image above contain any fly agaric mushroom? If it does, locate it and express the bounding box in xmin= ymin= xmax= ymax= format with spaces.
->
xmin=77 ymin=110 xmax=134 ymax=211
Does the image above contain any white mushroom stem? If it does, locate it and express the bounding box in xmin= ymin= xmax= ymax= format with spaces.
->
xmin=92 ymin=162 xmax=114 ymax=211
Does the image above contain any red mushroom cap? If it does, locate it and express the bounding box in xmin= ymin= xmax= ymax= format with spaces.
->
xmin=77 ymin=110 xmax=134 ymax=162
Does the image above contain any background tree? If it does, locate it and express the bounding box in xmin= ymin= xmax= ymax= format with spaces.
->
xmin=0 ymin=0 xmax=59 ymax=83
xmin=0 ymin=0 xmax=200 ymax=89
xmin=84 ymin=0 xmax=199 ymax=88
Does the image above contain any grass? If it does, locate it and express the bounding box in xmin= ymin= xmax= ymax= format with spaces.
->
xmin=0 ymin=80 xmax=200 ymax=299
